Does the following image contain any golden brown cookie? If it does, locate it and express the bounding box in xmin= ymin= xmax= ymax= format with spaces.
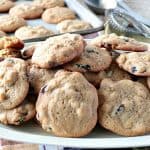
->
xmin=116 ymin=51 xmax=150 ymax=76
xmin=9 ymin=3 xmax=43 ymax=19
xmin=57 ymin=19 xmax=92 ymax=33
xmin=32 ymin=33 xmax=85 ymax=68
xmin=91 ymin=33 xmax=148 ymax=52
xmin=0 ymin=58 xmax=29 ymax=110
xmin=36 ymin=71 xmax=98 ymax=137
xmin=15 ymin=26 xmax=54 ymax=40
xmin=64 ymin=45 xmax=112 ymax=72
xmin=33 ymin=0 xmax=64 ymax=9
xmin=42 ymin=7 xmax=76 ymax=24
xmin=0 ymin=15 xmax=26 ymax=33
xmin=0 ymin=0 xmax=14 ymax=12
xmin=98 ymin=79 xmax=150 ymax=136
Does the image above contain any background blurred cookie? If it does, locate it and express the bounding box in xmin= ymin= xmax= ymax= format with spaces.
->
xmin=57 ymin=19 xmax=92 ymax=33
xmin=33 ymin=0 xmax=64 ymax=9
xmin=42 ymin=7 xmax=76 ymax=24
xmin=9 ymin=3 xmax=43 ymax=19
xmin=15 ymin=26 xmax=54 ymax=40
xmin=0 ymin=15 xmax=26 ymax=33
xmin=0 ymin=0 xmax=14 ymax=12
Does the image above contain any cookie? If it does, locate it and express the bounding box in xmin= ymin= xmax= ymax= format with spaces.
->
xmin=0 ymin=15 xmax=26 ymax=33
xmin=36 ymin=71 xmax=98 ymax=137
xmin=33 ymin=0 xmax=64 ymax=9
xmin=42 ymin=7 xmax=76 ymax=24
xmin=32 ymin=33 xmax=85 ymax=68
xmin=0 ymin=58 xmax=29 ymax=110
xmin=0 ymin=36 xmax=24 ymax=50
xmin=57 ymin=19 xmax=92 ymax=33
xmin=64 ymin=45 xmax=112 ymax=72
xmin=91 ymin=33 xmax=148 ymax=52
xmin=98 ymin=79 xmax=150 ymax=136
xmin=9 ymin=3 xmax=43 ymax=19
xmin=0 ymin=100 xmax=35 ymax=125
xmin=0 ymin=0 xmax=14 ymax=12
xmin=83 ymin=62 xmax=131 ymax=87
xmin=15 ymin=26 xmax=54 ymax=40
xmin=0 ymin=31 xmax=6 ymax=37
xmin=147 ymin=77 xmax=150 ymax=89
xmin=27 ymin=65 xmax=56 ymax=94
xmin=0 ymin=48 xmax=21 ymax=59
xmin=116 ymin=51 xmax=150 ymax=76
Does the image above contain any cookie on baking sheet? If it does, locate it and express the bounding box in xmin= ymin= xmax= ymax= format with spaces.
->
xmin=0 ymin=36 xmax=24 ymax=50
xmin=15 ymin=26 xmax=54 ymax=40
xmin=42 ymin=7 xmax=76 ymax=24
xmin=32 ymin=33 xmax=85 ymax=69
xmin=116 ymin=51 xmax=150 ymax=76
xmin=98 ymin=79 xmax=150 ymax=136
xmin=0 ymin=48 xmax=21 ymax=59
xmin=33 ymin=0 xmax=64 ymax=9
xmin=27 ymin=64 xmax=56 ymax=94
xmin=0 ymin=96 xmax=36 ymax=125
xmin=0 ymin=31 xmax=6 ymax=37
xmin=0 ymin=58 xmax=29 ymax=110
xmin=64 ymin=45 xmax=112 ymax=72
xmin=147 ymin=77 xmax=150 ymax=89
xmin=0 ymin=0 xmax=14 ymax=12
xmin=91 ymin=33 xmax=148 ymax=52
xmin=0 ymin=15 xmax=26 ymax=33
xmin=36 ymin=71 xmax=98 ymax=137
xmin=9 ymin=3 xmax=43 ymax=19
xmin=57 ymin=19 xmax=92 ymax=33
xmin=83 ymin=62 xmax=131 ymax=87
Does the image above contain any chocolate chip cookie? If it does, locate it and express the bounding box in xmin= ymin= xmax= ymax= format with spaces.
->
xmin=32 ymin=33 xmax=85 ymax=68
xmin=9 ymin=3 xmax=43 ymax=19
xmin=0 ymin=15 xmax=26 ymax=33
xmin=64 ymin=45 xmax=112 ymax=72
xmin=42 ymin=7 xmax=76 ymax=24
xmin=15 ymin=26 xmax=54 ymax=40
xmin=0 ymin=58 xmax=29 ymax=110
xmin=33 ymin=0 xmax=64 ymax=9
xmin=36 ymin=71 xmax=98 ymax=137
xmin=27 ymin=64 xmax=56 ymax=94
xmin=57 ymin=19 xmax=92 ymax=33
xmin=91 ymin=33 xmax=148 ymax=52
xmin=0 ymin=0 xmax=14 ymax=12
xmin=116 ymin=51 xmax=150 ymax=76
xmin=98 ymin=79 xmax=150 ymax=136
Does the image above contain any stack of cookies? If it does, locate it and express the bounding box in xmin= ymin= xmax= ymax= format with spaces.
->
xmin=0 ymin=0 xmax=92 ymax=40
xmin=0 ymin=33 xmax=149 ymax=138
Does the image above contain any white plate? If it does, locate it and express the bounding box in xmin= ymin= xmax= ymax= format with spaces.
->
xmin=0 ymin=40 xmax=150 ymax=149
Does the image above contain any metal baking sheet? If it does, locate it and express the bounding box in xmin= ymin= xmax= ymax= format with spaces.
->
xmin=0 ymin=0 xmax=104 ymax=37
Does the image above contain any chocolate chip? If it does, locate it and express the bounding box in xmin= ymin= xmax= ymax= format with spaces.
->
xmin=86 ymin=49 xmax=99 ymax=54
xmin=40 ymin=85 xmax=47 ymax=93
xmin=131 ymin=66 xmax=137 ymax=73
xmin=75 ymin=64 xmax=91 ymax=71
xmin=115 ymin=104 xmax=125 ymax=115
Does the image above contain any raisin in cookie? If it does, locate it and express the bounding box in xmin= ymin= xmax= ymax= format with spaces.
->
xmin=15 ymin=26 xmax=54 ymax=40
xmin=98 ymin=79 xmax=150 ymax=136
xmin=64 ymin=45 xmax=112 ymax=72
xmin=0 ymin=0 xmax=14 ymax=12
xmin=32 ymin=33 xmax=85 ymax=68
xmin=91 ymin=33 xmax=148 ymax=52
xmin=42 ymin=7 xmax=76 ymax=24
xmin=0 ymin=58 xmax=29 ymax=110
xmin=9 ymin=3 xmax=43 ymax=19
xmin=0 ymin=36 xmax=24 ymax=50
xmin=116 ymin=51 xmax=150 ymax=76
xmin=36 ymin=71 xmax=98 ymax=137
xmin=57 ymin=19 xmax=92 ymax=33
xmin=27 ymin=64 xmax=56 ymax=94
xmin=83 ymin=62 xmax=131 ymax=87
xmin=0 ymin=100 xmax=35 ymax=125
xmin=0 ymin=15 xmax=26 ymax=33
xmin=33 ymin=0 xmax=64 ymax=9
